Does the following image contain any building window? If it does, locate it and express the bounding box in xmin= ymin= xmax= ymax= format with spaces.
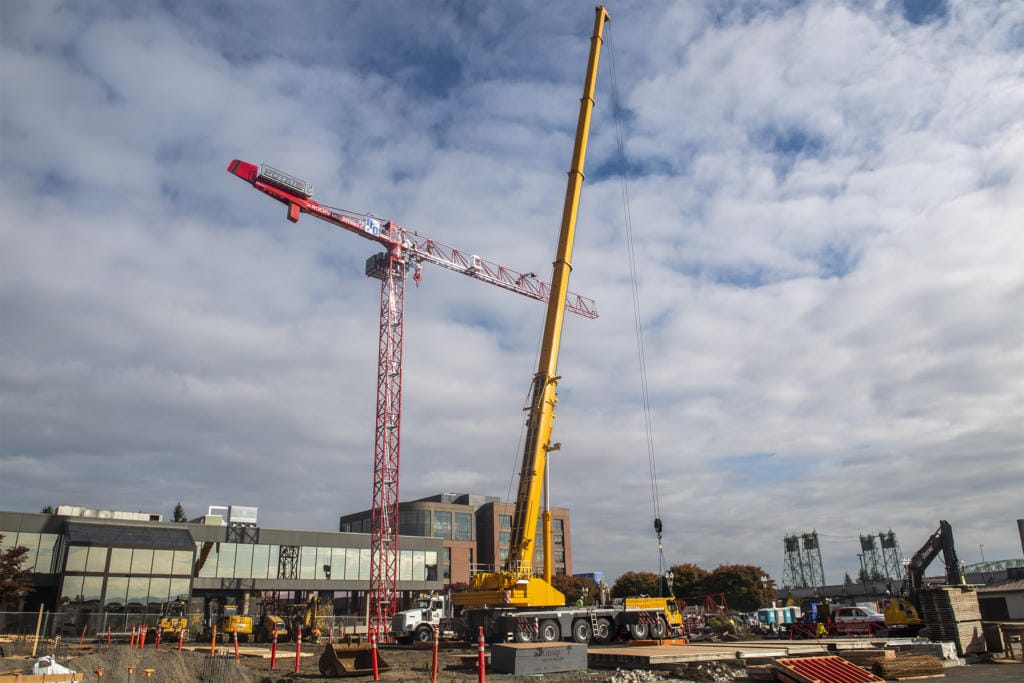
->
xmin=130 ymin=548 xmax=154 ymax=575
xmin=359 ymin=548 xmax=371 ymax=581
xmin=453 ymin=513 xmax=473 ymax=541
xmin=5 ymin=533 xmax=58 ymax=573
xmin=553 ymin=535 xmax=563 ymax=546
xmin=169 ymin=577 xmax=190 ymax=601
xmin=127 ymin=577 xmax=150 ymax=613
xmin=215 ymin=544 xmax=236 ymax=578
xmin=399 ymin=550 xmax=413 ymax=581
xmin=316 ymin=547 xmax=332 ymax=579
xmin=499 ymin=515 xmax=512 ymax=529
xmin=251 ymin=545 xmax=271 ymax=579
xmin=412 ymin=550 xmax=425 ymax=580
xmin=433 ymin=511 xmax=452 ymax=539
xmin=148 ymin=578 xmax=170 ymax=610
xmin=299 ymin=546 xmax=317 ymax=579
xmin=499 ymin=531 xmax=511 ymax=545
xmin=110 ymin=548 xmax=132 ymax=574
xmin=554 ymin=519 xmax=564 ymax=531
xmin=426 ymin=551 xmax=438 ymax=581
xmin=233 ymin=544 xmax=254 ymax=577
xmin=152 ymin=549 xmax=174 ymax=575
xmin=105 ymin=577 xmax=128 ymax=610
xmin=65 ymin=546 xmax=89 ymax=573
xmin=399 ymin=509 xmax=430 ymax=536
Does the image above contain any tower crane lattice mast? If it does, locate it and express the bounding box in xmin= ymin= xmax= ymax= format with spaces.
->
xmin=226 ymin=159 xmax=597 ymax=642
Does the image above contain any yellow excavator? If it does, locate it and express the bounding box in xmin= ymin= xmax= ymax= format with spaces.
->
xmin=153 ymin=599 xmax=198 ymax=642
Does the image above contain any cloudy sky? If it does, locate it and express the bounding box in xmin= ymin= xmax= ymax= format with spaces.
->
xmin=2 ymin=0 xmax=1022 ymax=586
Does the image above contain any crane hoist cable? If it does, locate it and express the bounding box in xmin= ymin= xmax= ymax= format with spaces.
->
xmin=607 ymin=24 xmax=667 ymax=576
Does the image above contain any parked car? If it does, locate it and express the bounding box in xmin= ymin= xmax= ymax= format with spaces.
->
xmin=830 ymin=605 xmax=887 ymax=636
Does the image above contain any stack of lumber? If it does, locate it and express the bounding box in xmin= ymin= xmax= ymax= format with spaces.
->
xmin=873 ymin=654 xmax=945 ymax=679
xmin=919 ymin=586 xmax=985 ymax=655
xmin=838 ymin=647 xmax=894 ymax=668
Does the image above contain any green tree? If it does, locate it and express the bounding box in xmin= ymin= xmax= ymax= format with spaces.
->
xmin=0 ymin=534 xmax=33 ymax=609
xmin=844 ymin=572 xmax=854 ymax=586
xmin=704 ymin=564 xmax=774 ymax=612
xmin=40 ymin=506 xmax=54 ymax=514
xmin=667 ymin=563 xmax=710 ymax=599
xmin=551 ymin=575 xmax=597 ymax=605
xmin=611 ymin=571 xmax=661 ymax=599
xmin=173 ymin=502 xmax=187 ymax=523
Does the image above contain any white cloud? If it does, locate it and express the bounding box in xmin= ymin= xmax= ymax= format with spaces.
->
xmin=2 ymin=0 xmax=1022 ymax=587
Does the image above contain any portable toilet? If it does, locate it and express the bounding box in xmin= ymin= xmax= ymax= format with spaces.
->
xmin=757 ymin=607 xmax=776 ymax=626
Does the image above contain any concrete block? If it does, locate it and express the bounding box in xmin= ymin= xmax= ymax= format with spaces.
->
xmin=490 ymin=642 xmax=587 ymax=675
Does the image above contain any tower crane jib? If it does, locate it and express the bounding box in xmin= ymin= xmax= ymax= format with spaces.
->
xmin=226 ymin=156 xmax=598 ymax=642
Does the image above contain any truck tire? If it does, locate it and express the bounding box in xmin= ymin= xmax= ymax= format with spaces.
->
xmin=514 ymin=626 xmax=534 ymax=643
xmin=627 ymin=622 xmax=649 ymax=640
xmin=571 ymin=619 xmax=592 ymax=644
xmin=538 ymin=619 xmax=560 ymax=643
xmin=593 ymin=618 xmax=613 ymax=645
xmin=649 ymin=617 xmax=668 ymax=639
xmin=414 ymin=625 xmax=434 ymax=643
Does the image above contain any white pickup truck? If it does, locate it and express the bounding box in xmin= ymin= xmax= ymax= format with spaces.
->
xmin=830 ymin=605 xmax=887 ymax=636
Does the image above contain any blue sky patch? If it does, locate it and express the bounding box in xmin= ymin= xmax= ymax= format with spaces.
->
xmin=713 ymin=452 xmax=810 ymax=484
xmin=895 ymin=0 xmax=950 ymax=26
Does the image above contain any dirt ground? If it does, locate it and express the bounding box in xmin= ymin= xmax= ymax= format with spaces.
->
xmin=0 ymin=641 xmax=746 ymax=683
xmin=0 ymin=640 xmax=1020 ymax=682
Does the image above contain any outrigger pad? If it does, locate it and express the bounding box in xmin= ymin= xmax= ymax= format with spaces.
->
xmin=490 ymin=642 xmax=587 ymax=675
xmin=318 ymin=642 xmax=392 ymax=677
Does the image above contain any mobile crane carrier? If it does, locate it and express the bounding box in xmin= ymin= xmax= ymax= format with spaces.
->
xmin=447 ymin=6 xmax=667 ymax=645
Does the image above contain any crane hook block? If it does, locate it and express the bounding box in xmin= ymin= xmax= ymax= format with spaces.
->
xmin=654 ymin=518 xmax=663 ymax=535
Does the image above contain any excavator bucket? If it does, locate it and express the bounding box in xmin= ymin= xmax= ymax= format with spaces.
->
xmin=318 ymin=641 xmax=391 ymax=677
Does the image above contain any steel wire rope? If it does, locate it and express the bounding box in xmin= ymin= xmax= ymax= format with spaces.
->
xmin=606 ymin=23 xmax=667 ymax=578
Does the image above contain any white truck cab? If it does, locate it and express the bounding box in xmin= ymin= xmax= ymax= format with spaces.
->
xmin=391 ymin=594 xmax=454 ymax=644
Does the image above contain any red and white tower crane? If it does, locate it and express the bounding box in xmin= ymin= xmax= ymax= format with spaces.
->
xmin=227 ymin=159 xmax=597 ymax=641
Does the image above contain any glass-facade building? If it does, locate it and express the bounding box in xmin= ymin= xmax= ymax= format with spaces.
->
xmin=339 ymin=493 xmax=573 ymax=584
xmin=0 ymin=510 xmax=444 ymax=634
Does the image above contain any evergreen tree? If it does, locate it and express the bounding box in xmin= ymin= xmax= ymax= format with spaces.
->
xmin=173 ymin=502 xmax=187 ymax=522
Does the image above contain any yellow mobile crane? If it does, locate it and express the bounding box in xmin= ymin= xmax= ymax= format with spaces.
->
xmin=454 ymin=3 xmax=608 ymax=613
xmin=450 ymin=7 xmax=669 ymax=645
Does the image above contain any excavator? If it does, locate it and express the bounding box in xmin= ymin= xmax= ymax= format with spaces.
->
xmin=890 ymin=519 xmax=966 ymax=634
